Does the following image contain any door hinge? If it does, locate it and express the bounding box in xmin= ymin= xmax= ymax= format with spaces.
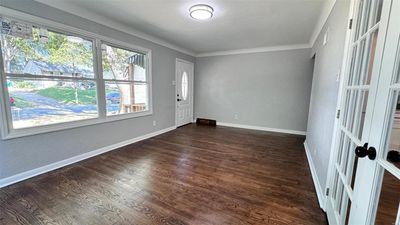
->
xmin=326 ymin=188 xmax=330 ymax=196
xmin=349 ymin=19 xmax=353 ymax=29
xmin=336 ymin=109 xmax=341 ymax=119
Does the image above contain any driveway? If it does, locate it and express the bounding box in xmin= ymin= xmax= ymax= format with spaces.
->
xmin=11 ymin=91 xmax=98 ymax=120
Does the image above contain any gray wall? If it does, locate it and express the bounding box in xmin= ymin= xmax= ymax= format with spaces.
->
xmin=0 ymin=0 xmax=194 ymax=179
xmin=195 ymin=49 xmax=314 ymax=132
xmin=305 ymin=0 xmax=350 ymax=189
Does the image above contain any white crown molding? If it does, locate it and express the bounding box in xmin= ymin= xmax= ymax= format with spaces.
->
xmin=32 ymin=0 xmax=195 ymax=56
xmin=309 ymin=0 xmax=337 ymax=48
xmin=196 ymin=44 xmax=311 ymax=57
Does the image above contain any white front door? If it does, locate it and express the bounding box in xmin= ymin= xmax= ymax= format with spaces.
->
xmin=327 ymin=0 xmax=400 ymax=224
xmin=175 ymin=59 xmax=194 ymax=127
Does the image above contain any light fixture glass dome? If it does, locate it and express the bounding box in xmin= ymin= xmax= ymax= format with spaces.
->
xmin=189 ymin=4 xmax=213 ymax=20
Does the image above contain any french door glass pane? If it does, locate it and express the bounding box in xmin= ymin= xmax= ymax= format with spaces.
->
xmin=348 ymin=47 xmax=358 ymax=85
xmin=395 ymin=54 xmax=400 ymax=84
xmin=7 ymin=78 xmax=98 ymax=129
xmin=350 ymin=156 xmax=359 ymax=190
xmin=364 ymin=30 xmax=379 ymax=85
xmin=384 ymin=91 xmax=400 ymax=170
xmin=354 ymin=0 xmax=364 ymax=41
xmin=369 ymin=0 xmax=384 ymax=28
xmin=344 ymin=142 xmax=356 ymax=177
xmin=332 ymin=171 xmax=340 ymax=200
xmin=337 ymin=131 xmax=346 ymax=163
xmin=344 ymin=199 xmax=352 ymax=225
xmin=360 ymin=0 xmax=372 ymax=37
xmin=336 ymin=181 xmax=345 ymax=212
xmin=340 ymin=135 xmax=352 ymax=167
xmin=356 ymin=90 xmax=369 ymax=139
xmin=339 ymin=193 xmax=350 ymax=223
xmin=353 ymin=39 xmax=367 ymax=85
xmin=375 ymin=170 xmax=400 ymax=225
xmin=344 ymin=90 xmax=359 ymax=130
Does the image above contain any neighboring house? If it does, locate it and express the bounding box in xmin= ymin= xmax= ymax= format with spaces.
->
xmin=23 ymin=60 xmax=94 ymax=77
xmin=22 ymin=60 xmax=94 ymax=89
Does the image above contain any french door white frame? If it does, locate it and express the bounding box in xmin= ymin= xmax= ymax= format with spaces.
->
xmin=325 ymin=0 xmax=396 ymax=224
xmin=175 ymin=58 xmax=194 ymax=127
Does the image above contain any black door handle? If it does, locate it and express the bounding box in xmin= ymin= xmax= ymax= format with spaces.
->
xmin=355 ymin=143 xmax=376 ymax=160
xmin=177 ymin=99 xmax=182 ymax=102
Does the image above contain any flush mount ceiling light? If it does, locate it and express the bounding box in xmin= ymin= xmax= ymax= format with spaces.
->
xmin=189 ymin=4 xmax=214 ymax=20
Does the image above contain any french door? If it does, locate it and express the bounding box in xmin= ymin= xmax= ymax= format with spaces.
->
xmin=327 ymin=0 xmax=400 ymax=224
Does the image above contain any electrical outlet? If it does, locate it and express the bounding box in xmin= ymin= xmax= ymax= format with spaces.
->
xmin=172 ymin=80 xmax=176 ymax=85
xmin=234 ymin=114 xmax=238 ymax=120
xmin=153 ymin=120 xmax=156 ymax=126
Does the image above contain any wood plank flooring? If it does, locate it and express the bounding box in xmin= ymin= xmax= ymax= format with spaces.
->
xmin=0 ymin=124 xmax=327 ymax=225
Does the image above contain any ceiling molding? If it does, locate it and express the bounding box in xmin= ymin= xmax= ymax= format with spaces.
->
xmin=196 ymin=44 xmax=311 ymax=57
xmin=33 ymin=0 xmax=196 ymax=56
xmin=308 ymin=0 xmax=337 ymax=48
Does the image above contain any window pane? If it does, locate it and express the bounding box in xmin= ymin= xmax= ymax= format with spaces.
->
xmin=0 ymin=19 xmax=94 ymax=78
xmin=101 ymin=43 xmax=146 ymax=81
xmin=105 ymin=81 xmax=148 ymax=115
xmin=7 ymin=78 xmax=98 ymax=129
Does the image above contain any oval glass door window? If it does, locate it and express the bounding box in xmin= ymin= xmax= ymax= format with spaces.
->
xmin=181 ymin=72 xmax=188 ymax=100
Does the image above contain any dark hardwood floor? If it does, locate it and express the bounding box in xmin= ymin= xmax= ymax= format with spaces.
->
xmin=0 ymin=124 xmax=326 ymax=225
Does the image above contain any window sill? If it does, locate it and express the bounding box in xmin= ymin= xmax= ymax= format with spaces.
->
xmin=1 ymin=110 xmax=153 ymax=140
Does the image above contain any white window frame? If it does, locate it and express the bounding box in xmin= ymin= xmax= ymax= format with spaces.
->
xmin=0 ymin=7 xmax=153 ymax=140
xmin=100 ymin=41 xmax=152 ymax=118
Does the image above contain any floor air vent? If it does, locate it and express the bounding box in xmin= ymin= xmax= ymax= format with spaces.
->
xmin=196 ymin=118 xmax=217 ymax=126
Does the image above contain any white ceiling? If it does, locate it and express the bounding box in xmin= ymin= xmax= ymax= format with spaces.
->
xmin=35 ymin=0 xmax=326 ymax=55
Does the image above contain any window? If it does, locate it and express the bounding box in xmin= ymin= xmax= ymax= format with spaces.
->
xmin=101 ymin=43 xmax=149 ymax=116
xmin=1 ymin=23 xmax=98 ymax=130
xmin=0 ymin=16 xmax=152 ymax=138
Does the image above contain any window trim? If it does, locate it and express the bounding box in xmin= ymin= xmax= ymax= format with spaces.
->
xmin=0 ymin=7 xmax=153 ymax=140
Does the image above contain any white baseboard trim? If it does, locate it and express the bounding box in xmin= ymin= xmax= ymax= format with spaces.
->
xmin=0 ymin=126 xmax=176 ymax=188
xmin=304 ymin=141 xmax=326 ymax=211
xmin=216 ymin=122 xmax=306 ymax=135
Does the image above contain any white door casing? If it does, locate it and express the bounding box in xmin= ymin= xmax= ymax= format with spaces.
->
xmin=175 ymin=59 xmax=194 ymax=127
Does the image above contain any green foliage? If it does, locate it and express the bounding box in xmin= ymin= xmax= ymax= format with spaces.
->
xmin=13 ymin=80 xmax=37 ymax=89
xmin=42 ymin=31 xmax=93 ymax=68
xmin=1 ymin=27 xmax=94 ymax=71
xmin=102 ymin=45 xmax=135 ymax=79
xmin=37 ymin=87 xmax=97 ymax=105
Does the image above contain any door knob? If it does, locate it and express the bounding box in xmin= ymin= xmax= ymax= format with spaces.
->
xmin=355 ymin=143 xmax=376 ymax=160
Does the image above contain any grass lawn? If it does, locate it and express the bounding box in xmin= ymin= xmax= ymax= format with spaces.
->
xmin=38 ymin=87 xmax=97 ymax=105
xmin=12 ymin=96 xmax=34 ymax=108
